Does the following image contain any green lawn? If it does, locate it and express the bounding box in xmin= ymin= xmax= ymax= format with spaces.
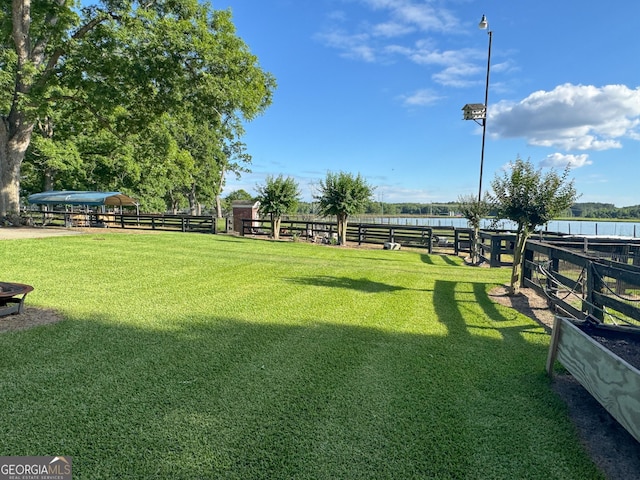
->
xmin=0 ymin=232 xmax=602 ymax=479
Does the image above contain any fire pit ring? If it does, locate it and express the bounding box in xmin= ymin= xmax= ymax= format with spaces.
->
xmin=0 ymin=282 xmax=34 ymax=317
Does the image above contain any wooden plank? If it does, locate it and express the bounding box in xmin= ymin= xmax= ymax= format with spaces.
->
xmin=592 ymin=291 xmax=640 ymax=323
xmin=553 ymin=317 xmax=640 ymax=443
xmin=526 ymin=240 xmax=591 ymax=268
xmin=546 ymin=316 xmax=562 ymax=374
xmin=594 ymin=262 xmax=640 ymax=286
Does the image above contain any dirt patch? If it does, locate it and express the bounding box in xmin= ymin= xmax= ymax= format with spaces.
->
xmin=0 ymin=226 xmax=169 ymax=240
xmin=488 ymin=284 xmax=556 ymax=331
xmin=0 ymin=226 xmax=83 ymax=239
xmin=489 ymin=285 xmax=640 ymax=480
xmin=0 ymin=306 xmax=63 ymax=333
xmin=577 ymin=323 xmax=640 ymax=371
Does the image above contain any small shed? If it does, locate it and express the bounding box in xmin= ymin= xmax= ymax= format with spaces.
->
xmin=232 ymin=201 xmax=260 ymax=233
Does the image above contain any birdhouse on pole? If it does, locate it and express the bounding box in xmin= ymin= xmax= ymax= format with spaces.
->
xmin=462 ymin=103 xmax=487 ymax=124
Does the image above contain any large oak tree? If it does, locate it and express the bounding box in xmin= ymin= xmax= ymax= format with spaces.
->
xmin=1 ymin=0 xmax=275 ymax=218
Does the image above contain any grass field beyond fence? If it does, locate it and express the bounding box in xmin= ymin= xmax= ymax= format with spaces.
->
xmin=0 ymin=232 xmax=602 ymax=479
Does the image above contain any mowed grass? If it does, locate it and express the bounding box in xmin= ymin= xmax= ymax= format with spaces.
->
xmin=0 ymin=232 xmax=601 ymax=479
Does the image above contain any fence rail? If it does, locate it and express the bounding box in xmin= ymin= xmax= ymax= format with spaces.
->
xmin=23 ymin=210 xmax=223 ymax=233
xmin=241 ymin=218 xmax=472 ymax=254
xmin=523 ymin=239 xmax=640 ymax=326
xmin=22 ymin=210 xmax=473 ymax=253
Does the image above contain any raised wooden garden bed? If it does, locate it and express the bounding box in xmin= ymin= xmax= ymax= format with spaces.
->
xmin=547 ymin=316 xmax=640 ymax=443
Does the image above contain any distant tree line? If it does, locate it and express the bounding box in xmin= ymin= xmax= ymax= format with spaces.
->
xmin=224 ymin=193 xmax=640 ymax=221
xmin=293 ymin=201 xmax=461 ymax=216
xmin=569 ymin=203 xmax=640 ymax=219
xmin=298 ymin=201 xmax=639 ymax=219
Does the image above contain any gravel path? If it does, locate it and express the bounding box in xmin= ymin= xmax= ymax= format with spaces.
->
xmin=0 ymin=226 xmax=83 ymax=239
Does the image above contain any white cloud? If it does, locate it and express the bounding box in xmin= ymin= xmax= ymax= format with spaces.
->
xmin=432 ymin=63 xmax=482 ymax=88
xmin=540 ymin=153 xmax=592 ymax=169
xmin=400 ymin=89 xmax=442 ymax=106
xmin=376 ymin=185 xmax=433 ymax=203
xmin=372 ymin=21 xmax=415 ymax=38
xmin=360 ymin=0 xmax=458 ymax=33
xmin=317 ymin=1 xmax=470 ymax=76
xmin=491 ymin=84 xmax=640 ymax=151
xmin=315 ymin=30 xmax=377 ymax=62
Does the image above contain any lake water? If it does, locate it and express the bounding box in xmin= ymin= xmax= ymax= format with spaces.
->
xmin=355 ymin=216 xmax=640 ymax=238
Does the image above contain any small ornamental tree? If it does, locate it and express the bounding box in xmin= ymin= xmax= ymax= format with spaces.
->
xmin=256 ymin=175 xmax=300 ymax=240
xmin=488 ymin=157 xmax=578 ymax=295
xmin=457 ymin=194 xmax=490 ymax=265
xmin=315 ymin=172 xmax=374 ymax=245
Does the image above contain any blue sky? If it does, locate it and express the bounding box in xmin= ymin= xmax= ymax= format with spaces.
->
xmin=214 ymin=0 xmax=640 ymax=206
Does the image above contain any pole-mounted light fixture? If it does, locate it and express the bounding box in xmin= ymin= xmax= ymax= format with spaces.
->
xmin=462 ymin=14 xmax=492 ymax=203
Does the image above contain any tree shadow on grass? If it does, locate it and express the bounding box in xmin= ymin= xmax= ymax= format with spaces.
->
xmin=420 ymin=254 xmax=463 ymax=266
xmin=285 ymin=275 xmax=414 ymax=293
xmin=473 ymin=282 xmax=550 ymax=340
xmin=433 ymin=279 xmax=548 ymax=344
xmin=0 ymin=310 xmax=604 ymax=480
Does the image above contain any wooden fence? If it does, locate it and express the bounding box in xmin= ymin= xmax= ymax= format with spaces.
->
xmin=478 ymin=231 xmax=516 ymax=267
xmin=22 ymin=210 xmax=472 ymax=253
xmin=240 ymin=218 xmax=473 ymax=254
xmin=23 ymin=210 xmax=226 ymax=234
xmin=523 ymin=239 xmax=640 ymax=326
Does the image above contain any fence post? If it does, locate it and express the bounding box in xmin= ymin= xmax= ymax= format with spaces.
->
xmin=454 ymin=228 xmax=459 ymax=255
xmin=522 ymin=243 xmax=534 ymax=287
xmin=546 ymin=254 xmax=560 ymax=304
xmin=585 ymin=261 xmax=604 ymax=322
xmin=490 ymin=235 xmax=501 ymax=267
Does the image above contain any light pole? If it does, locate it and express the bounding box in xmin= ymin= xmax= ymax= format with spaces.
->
xmin=462 ymin=14 xmax=492 ymax=203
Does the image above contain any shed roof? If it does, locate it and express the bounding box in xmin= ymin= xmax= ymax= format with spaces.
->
xmin=27 ymin=191 xmax=138 ymax=207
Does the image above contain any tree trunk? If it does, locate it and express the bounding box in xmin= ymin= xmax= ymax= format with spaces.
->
xmin=188 ymin=184 xmax=199 ymax=215
xmin=337 ymin=213 xmax=348 ymax=245
xmin=473 ymin=225 xmax=481 ymax=264
xmin=39 ymin=117 xmax=56 ymax=191
xmin=169 ymin=192 xmax=179 ymax=214
xmin=0 ymin=116 xmax=34 ymax=218
xmin=508 ymin=228 xmax=530 ymax=295
xmin=3 ymin=0 xmax=38 ymax=219
xmin=271 ymin=214 xmax=281 ymax=240
xmin=215 ymin=195 xmax=223 ymax=218
xmin=44 ymin=168 xmax=55 ymax=191
xmin=215 ymin=166 xmax=226 ymax=218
